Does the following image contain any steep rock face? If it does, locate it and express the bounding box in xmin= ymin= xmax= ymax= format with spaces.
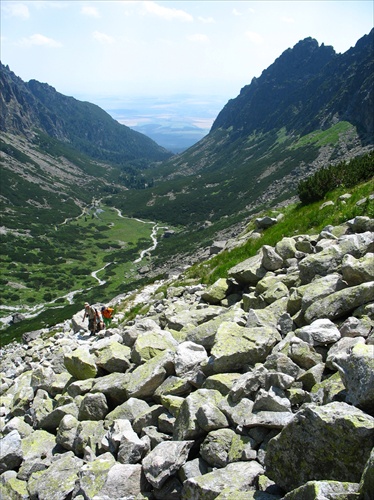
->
xmin=0 ymin=62 xmax=172 ymax=164
xmin=0 ymin=213 xmax=373 ymax=499
xmin=0 ymin=64 xmax=61 ymax=139
xmin=212 ymin=30 xmax=374 ymax=142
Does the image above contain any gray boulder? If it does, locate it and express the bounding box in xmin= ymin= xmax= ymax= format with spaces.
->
xmin=335 ymin=342 xmax=374 ymax=414
xmin=200 ymin=428 xmax=256 ymax=467
xmin=262 ymin=245 xmax=284 ymax=271
xmin=74 ymin=453 xmax=116 ymax=499
xmin=91 ymin=372 xmax=129 ymax=406
xmin=196 ymin=402 xmax=229 ymax=431
xmin=173 ymin=389 xmax=225 ymax=440
xmin=174 ymin=341 xmax=208 ymax=382
xmin=295 ymin=318 xmax=341 ymax=346
xmin=341 ymin=253 xmax=374 ymax=285
xmin=115 ymin=420 xmax=147 ymax=464
xmin=201 ymin=278 xmax=230 ymax=304
xmin=325 ymin=336 xmax=365 ymax=371
xmin=228 ymin=252 xmax=267 ymax=285
xmin=94 ymin=463 xmax=151 ymax=499
xmin=94 ymin=341 xmax=131 ymax=373
xmin=0 ymin=429 xmax=23 ymax=474
xmin=104 ymin=397 xmax=150 ymax=426
xmin=210 ymin=322 xmax=281 ymax=373
xmin=275 ymin=237 xmax=297 ymax=261
xmin=359 ymin=447 xmax=374 ymax=500
xmin=142 ymin=440 xmax=193 ymax=488
xmin=282 ymin=480 xmax=360 ymax=499
xmin=339 ymin=316 xmax=372 ymax=338
xmin=304 ymin=281 xmax=374 ymax=323
xmin=131 ymin=330 xmax=177 ymax=364
xmin=182 ymin=461 xmax=264 ymax=499
xmin=78 ymin=392 xmax=108 ymax=421
xmin=256 ymin=216 xmax=278 ymax=229
xmin=27 ymin=451 xmax=84 ymax=500
xmin=64 ymin=347 xmax=98 ymax=380
xmin=265 ymin=402 xmax=374 ymax=492
xmin=125 ymin=350 xmax=173 ymax=399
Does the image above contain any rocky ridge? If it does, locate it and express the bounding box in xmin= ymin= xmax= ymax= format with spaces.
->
xmin=1 ymin=212 xmax=373 ymax=499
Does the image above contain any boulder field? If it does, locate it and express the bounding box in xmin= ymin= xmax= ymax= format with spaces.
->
xmin=1 ymin=216 xmax=373 ymax=499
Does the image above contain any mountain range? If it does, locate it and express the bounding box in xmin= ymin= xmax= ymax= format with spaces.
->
xmin=0 ymin=29 xmax=373 ymax=338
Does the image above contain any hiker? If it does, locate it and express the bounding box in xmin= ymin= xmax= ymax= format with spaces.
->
xmin=96 ymin=307 xmax=105 ymax=332
xmin=101 ymin=305 xmax=114 ymax=328
xmin=83 ymin=302 xmax=97 ymax=335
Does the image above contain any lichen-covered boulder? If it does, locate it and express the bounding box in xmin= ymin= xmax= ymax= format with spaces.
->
xmin=341 ymin=253 xmax=374 ymax=285
xmin=287 ymin=337 xmax=324 ymax=369
xmin=298 ymin=245 xmax=344 ymax=284
xmin=74 ymin=453 xmax=116 ymax=499
xmin=73 ymin=420 xmax=107 ymax=456
xmin=182 ymin=461 xmax=264 ymax=499
xmin=275 ymin=237 xmax=297 ymax=261
xmin=0 ymin=474 xmax=29 ymax=500
xmin=196 ymin=402 xmax=229 ymax=432
xmin=78 ymin=392 xmax=108 ymax=421
xmin=125 ymin=350 xmax=173 ymax=399
xmin=163 ymin=303 xmax=224 ymax=332
xmin=92 ymin=463 xmax=151 ymax=499
xmin=56 ymin=414 xmax=79 ymax=451
xmin=185 ymin=307 xmax=246 ymax=348
xmin=131 ymin=330 xmax=177 ymax=365
xmin=142 ymin=440 xmax=193 ymax=488
xmin=27 ymin=451 xmax=84 ymax=500
xmin=64 ymin=347 xmax=98 ymax=380
xmin=94 ymin=341 xmax=131 ymax=373
xmin=287 ymin=274 xmax=346 ymax=317
xmin=304 ymin=281 xmax=374 ymax=323
xmin=91 ymin=372 xmax=129 ymax=406
xmin=202 ymin=373 xmax=242 ymax=396
xmin=104 ymin=419 xmax=147 ymax=464
xmin=210 ymin=322 xmax=281 ymax=373
xmin=201 ymin=278 xmax=230 ymax=304
xmin=200 ymin=428 xmax=256 ymax=467
xmin=228 ymin=252 xmax=267 ymax=285
xmin=18 ymin=429 xmax=56 ymax=480
xmin=104 ymin=397 xmax=150 ymax=426
xmin=282 ymin=480 xmax=360 ymax=499
xmin=359 ymin=447 xmax=374 ymax=500
xmin=265 ymin=402 xmax=374 ymax=492
xmin=335 ymin=342 xmax=374 ymax=414
xmin=173 ymin=389 xmax=225 ymax=440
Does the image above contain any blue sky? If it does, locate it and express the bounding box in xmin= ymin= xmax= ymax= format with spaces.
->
xmin=1 ymin=1 xmax=373 ymax=130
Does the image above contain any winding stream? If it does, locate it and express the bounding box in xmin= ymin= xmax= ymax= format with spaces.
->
xmin=0 ymin=206 xmax=167 ymax=328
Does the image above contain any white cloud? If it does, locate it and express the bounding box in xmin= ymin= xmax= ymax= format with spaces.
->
xmin=142 ymin=1 xmax=193 ymax=22
xmin=245 ymin=31 xmax=264 ymax=45
xmin=232 ymin=8 xmax=242 ymax=17
xmin=198 ymin=16 xmax=215 ymax=24
xmin=2 ymin=3 xmax=30 ymax=19
xmin=18 ymin=34 xmax=62 ymax=47
xmin=92 ymin=31 xmax=115 ymax=44
xmin=81 ymin=6 xmax=100 ymax=18
xmin=187 ymin=33 xmax=209 ymax=43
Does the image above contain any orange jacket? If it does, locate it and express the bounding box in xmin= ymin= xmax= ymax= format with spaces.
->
xmin=102 ymin=307 xmax=114 ymax=319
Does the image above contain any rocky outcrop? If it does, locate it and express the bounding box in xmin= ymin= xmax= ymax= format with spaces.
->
xmin=0 ymin=216 xmax=373 ymax=499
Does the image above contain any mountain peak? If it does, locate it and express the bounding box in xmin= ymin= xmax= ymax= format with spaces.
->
xmin=211 ymin=31 xmax=372 ymax=138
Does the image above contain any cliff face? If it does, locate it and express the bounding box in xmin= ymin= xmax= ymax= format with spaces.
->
xmin=0 ymin=62 xmax=172 ymax=164
xmin=211 ymin=30 xmax=374 ymax=143
xmin=1 ymin=210 xmax=373 ymax=499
